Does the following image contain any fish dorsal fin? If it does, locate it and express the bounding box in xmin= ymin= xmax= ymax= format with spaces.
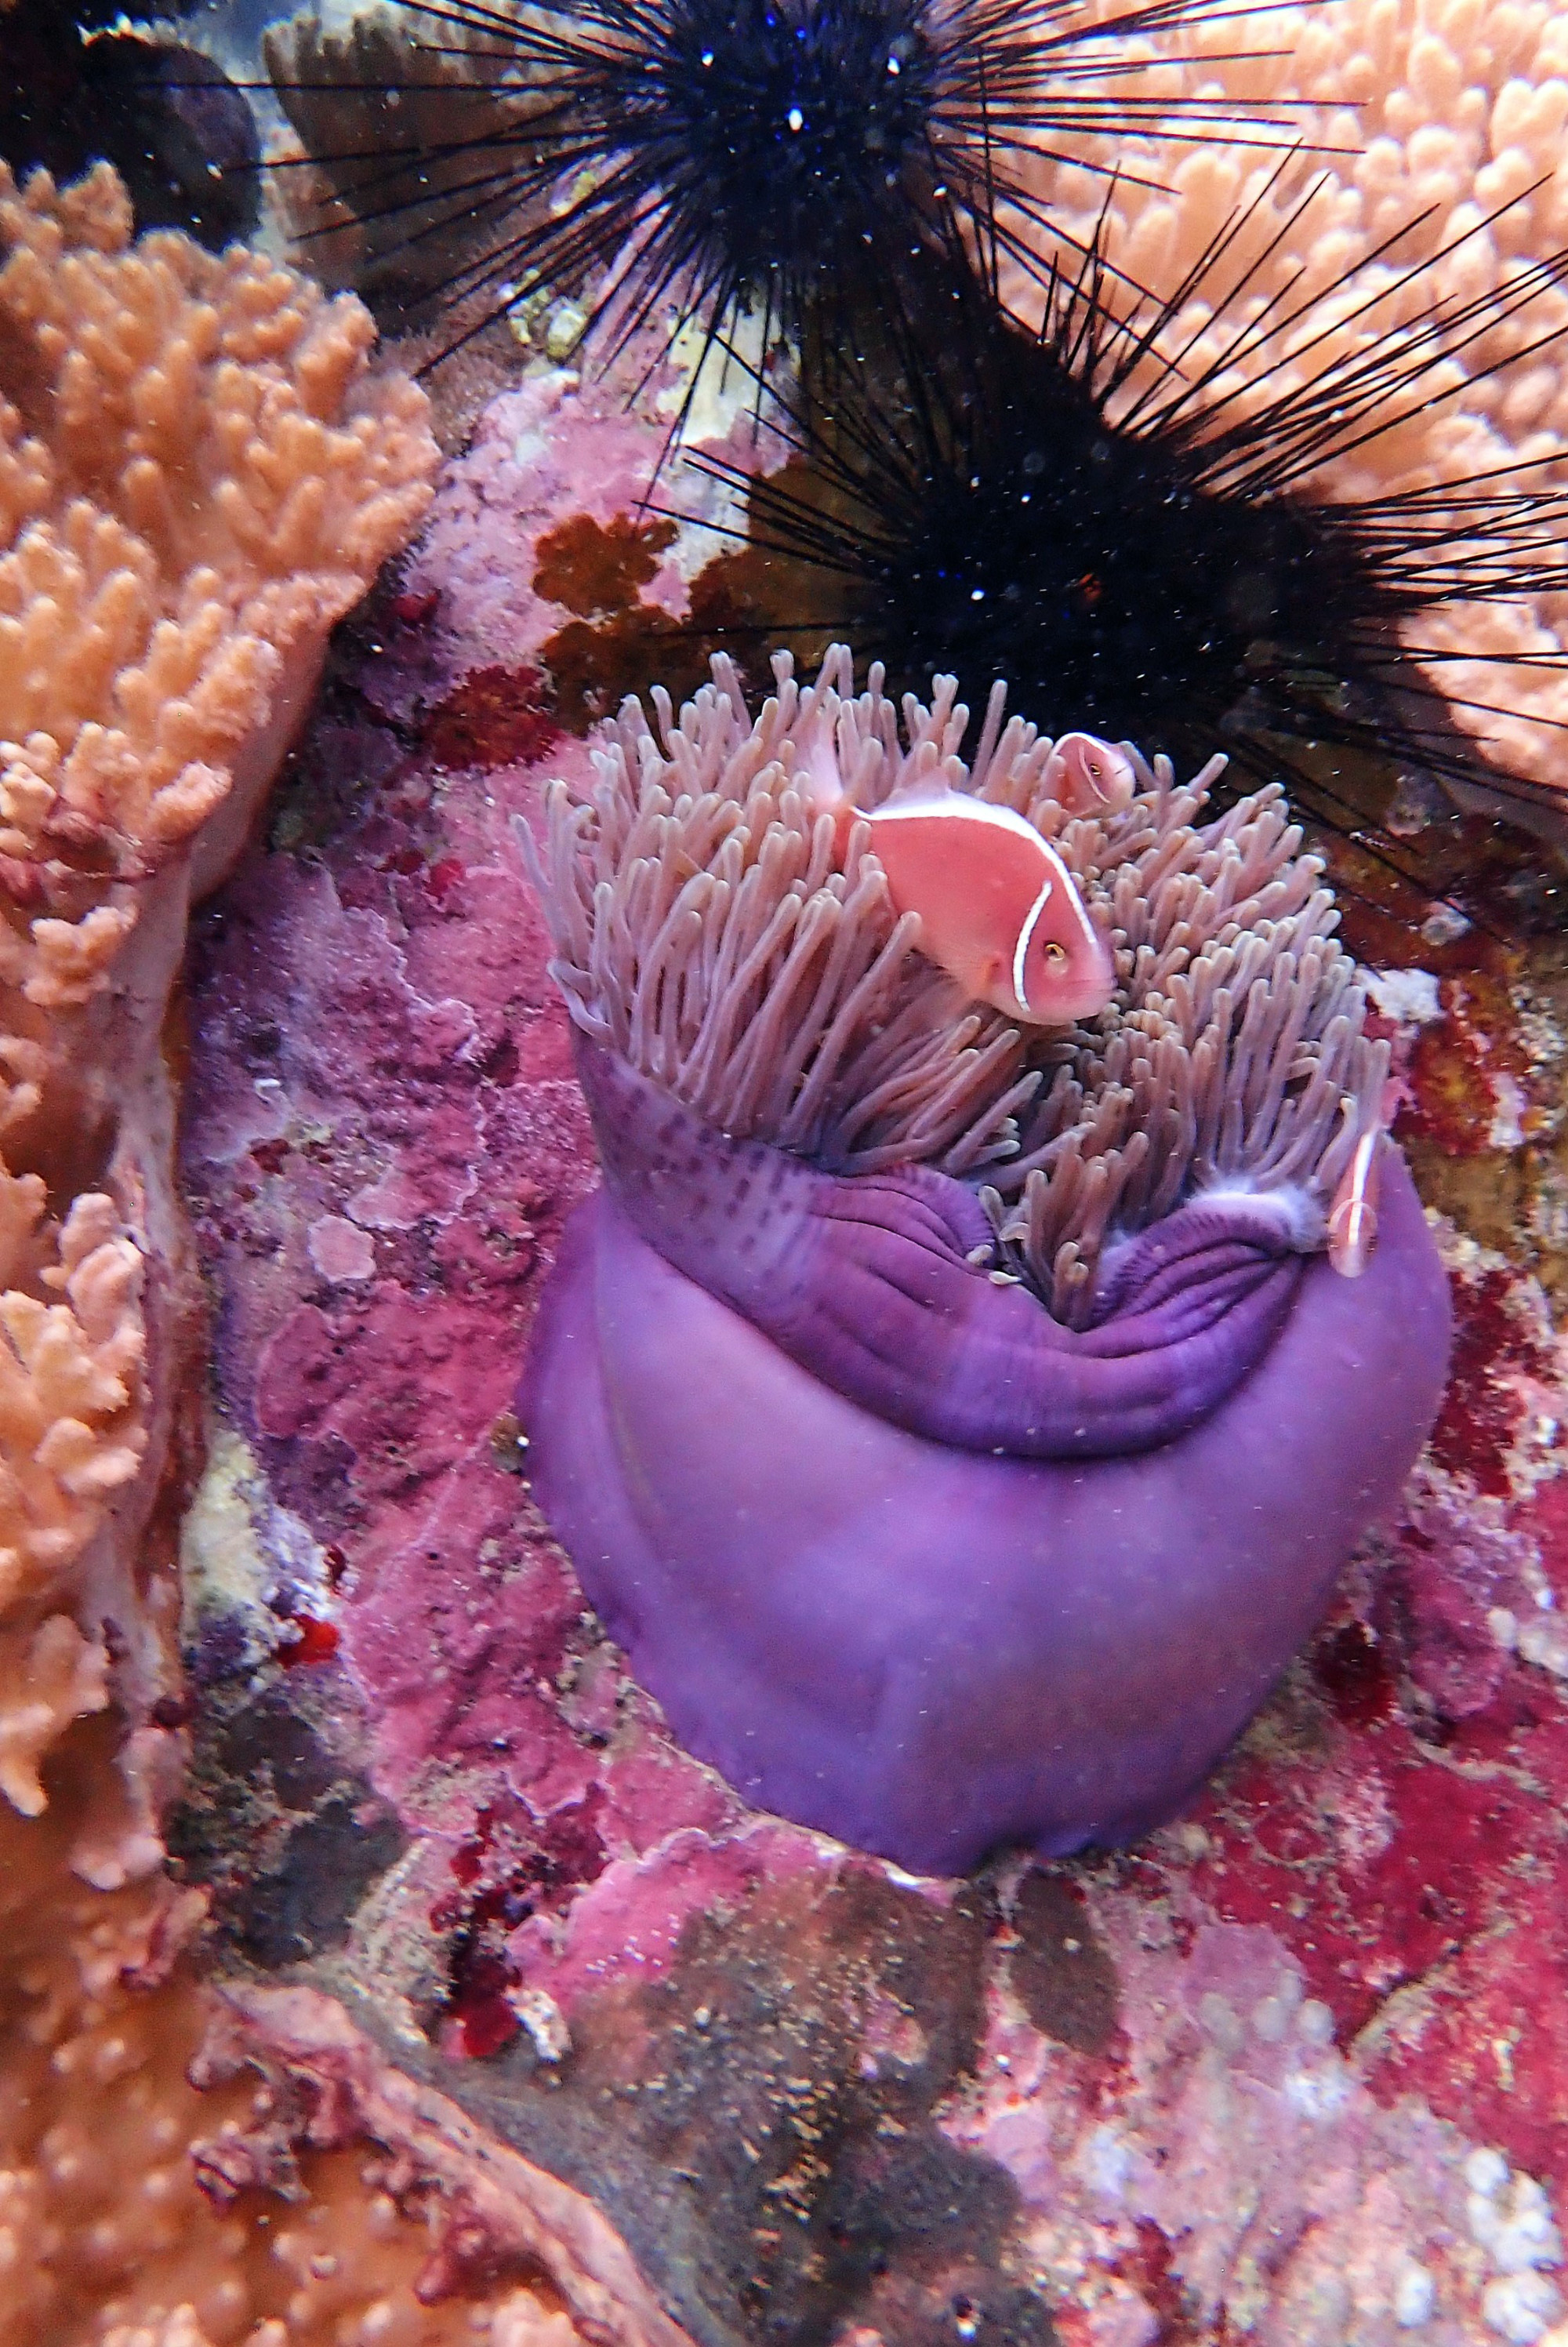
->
xmin=883 ymin=739 xmax=946 ymax=802
xmin=794 ymin=727 xmax=845 ymax=813
xmin=881 ymin=765 xmax=950 ymax=808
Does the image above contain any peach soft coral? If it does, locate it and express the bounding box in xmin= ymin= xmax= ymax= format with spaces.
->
xmin=0 ymin=1729 xmax=595 ymax=2347
xmin=0 ymin=159 xmax=438 ymax=1877
xmin=1002 ymin=0 xmax=1568 ymax=830
xmin=0 ymin=1178 xmax=143 ymax=1816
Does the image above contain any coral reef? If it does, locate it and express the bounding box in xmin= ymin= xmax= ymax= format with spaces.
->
xmin=167 ymin=347 xmax=1566 ymax=2342
xmin=0 ymin=1177 xmax=144 ymax=1815
xmin=1006 ymin=0 xmax=1568 ymax=826
xmin=0 ymin=158 xmax=437 ymax=1871
xmin=5 ymin=41 xmax=1563 ymax=2339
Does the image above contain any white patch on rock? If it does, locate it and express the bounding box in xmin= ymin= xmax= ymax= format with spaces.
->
xmin=1365 ymin=968 xmax=1443 ymax=1026
xmin=1483 ymin=2270 xmax=1564 ymax=2342
xmin=307 ymin=1215 xmax=376 ymax=1283
xmin=1393 ymin=2257 xmax=1436 ymax=2327
xmin=507 ymin=1986 xmax=572 ymax=2065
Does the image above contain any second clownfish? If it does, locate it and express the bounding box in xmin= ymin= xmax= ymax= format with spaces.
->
xmin=808 ymin=743 xmax=1118 ymax=1028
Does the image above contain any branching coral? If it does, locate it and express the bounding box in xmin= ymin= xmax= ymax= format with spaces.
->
xmin=0 ymin=1176 xmax=145 ymax=1600
xmin=531 ymin=646 xmax=1385 ymax=1323
xmin=0 ymin=1737 xmax=595 ymax=2345
xmin=0 ymin=1615 xmax=111 ymax=1818
xmin=1021 ymin=0 xmax=1568 ymax=289
xmin=0 ymin=161 xmax=437 ymax=1847
xmin=1003 ymin=0 xmax=1568 ymax=818
xmin=100 ymin=2313 xmax=218 ymax=2347
xmin=0 ymin=158 xmax=436 ymax=925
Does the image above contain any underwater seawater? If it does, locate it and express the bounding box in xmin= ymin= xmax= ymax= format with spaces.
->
xmin=2 ymin=4 xmax=1567 ymax=2345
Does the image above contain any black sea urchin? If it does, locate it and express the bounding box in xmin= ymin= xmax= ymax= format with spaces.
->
xmin=266 ymin=0 xmax=1299 ymax=366
xmin=692 ymin=176 xmax=1568 ymax=849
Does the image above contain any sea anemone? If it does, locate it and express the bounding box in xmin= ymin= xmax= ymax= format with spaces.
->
xmin=517 ymin=648 xmax=1450 ymax=1872
xmin=692 ymin=189 xmax=1568 ymax=859
xmin=263 ymin=0 xmax=1301 ymax=367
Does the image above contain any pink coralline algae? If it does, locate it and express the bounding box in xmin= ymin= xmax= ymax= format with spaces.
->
xmin=176 ymin=344 xmax=1568 ymax=2347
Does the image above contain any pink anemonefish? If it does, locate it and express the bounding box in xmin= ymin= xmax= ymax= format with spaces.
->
xmin=807 ymin=736 xmax=1119 ymax=1027
xmin=1042 ymin=731 xmax=1137 ymax=816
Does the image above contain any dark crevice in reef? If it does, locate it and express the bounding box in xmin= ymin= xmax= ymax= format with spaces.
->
xmin=168 ymin=1665 xmax=405 ymax=1971
xmin=1 ymin=2 xmax=260 ymax=249
xmin=330 ymin=1862 xmax=1061 ymax=2347
xmin=1006 ymin=1872 xmax=1121 ymax=2058
xmin=167 ymin=1625 xmax=1063 ymax=2345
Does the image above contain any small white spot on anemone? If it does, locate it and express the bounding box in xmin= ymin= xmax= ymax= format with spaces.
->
xmin=1183 ymin=1181 xmax=1324 ymax=1252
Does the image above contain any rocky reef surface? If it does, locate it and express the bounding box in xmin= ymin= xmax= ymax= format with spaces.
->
xmin=169 ymin=359 xmax=1568 ymax=2347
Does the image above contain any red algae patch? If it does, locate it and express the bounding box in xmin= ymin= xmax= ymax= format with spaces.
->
xmin=421 ymin=667 xmax=561 ymax=776
xmin=532 ymin=516 xmax=679 ymax=619
xmin=1397 ymin=975 xmax=1551 ymax=1159
xmin=1429 ymin=1266 xmax=1559 ymax=1498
